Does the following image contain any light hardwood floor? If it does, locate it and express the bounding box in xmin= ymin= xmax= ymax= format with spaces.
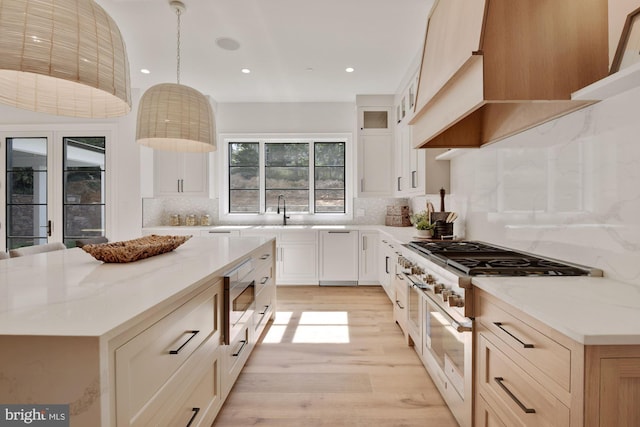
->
xmin=212 ymin=286 xmax=459 ymax=427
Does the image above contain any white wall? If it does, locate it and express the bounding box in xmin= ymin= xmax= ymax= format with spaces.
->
xmin=0 ymin=91 xmax=142 ymax=242
xmin=216 ymin=102 xmax=355 ymax=134
xmin=447 ymin=85 xmax=640 ymax=285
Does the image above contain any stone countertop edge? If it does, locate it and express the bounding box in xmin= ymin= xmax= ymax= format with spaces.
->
xmin=472 ymin=276 xmax=640 ymax=346
xmin=0 ymin=236 xmax=275 ymax=338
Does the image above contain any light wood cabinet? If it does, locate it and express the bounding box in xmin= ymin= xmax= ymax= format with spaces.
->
xmin=475 ymin=288 xmax=640 ymax=427
xmin=154 ymin=150 xmax=209 ymax=197
xmin=585 ymin=346 xmax=640 ymax=427
xmin=410 ymin=0 xmax=609 ymax=149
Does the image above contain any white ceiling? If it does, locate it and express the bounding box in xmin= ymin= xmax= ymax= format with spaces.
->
xmin=96 ymin=0 xmax=434 ymax=103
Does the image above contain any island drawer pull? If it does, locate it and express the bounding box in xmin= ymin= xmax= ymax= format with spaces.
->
xmin=169 ymin=330 xmax=200 ymax=354
xmin=493 ymin=322 xmax=534 ymax=348
xmin=186 ymin=407 xmax=200 ymax=427
xmin=395 ymin=300 xmax=405 ymax=310
xmin=259 ymin=305 xmax=270 ymax=316
xmin=494 ymin=377 xmax=536 ymax=414
xmin=260 ymin=276 xmax=269 ymax=284
xmin=260 ymin=254 xmax=270 ymax=260
xmin=232 ymin=339 xmax=248 ymax=357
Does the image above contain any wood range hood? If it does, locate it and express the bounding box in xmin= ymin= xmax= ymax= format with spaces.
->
xmin=409 ymin=0 xmax=609 ymax=149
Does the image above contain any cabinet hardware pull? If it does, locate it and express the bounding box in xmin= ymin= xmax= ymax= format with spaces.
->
xmin=177 ymin=179 xmax=181 ymax=192
xmin=232 ymin=339 xmax=248 ymax=357
xmin=208 ymin=231 xmax=230 ymax=234
xmin=395 ymin=300 xmax=405 ymax=309
xmin=451 ymin=321 xmax=472 ymax=333
xmin=362 ymin=235 xmax=367 ymax=251
xmin=494 ymin=377 xmax=536 ymax=414
xmin=169 ymin=330 xmax=200 ymax=354
xmin=260 ymin=276 xmax=269 ymax=284
xmin=412 ymin=170 xmax=417 ymax=188
xmin=47 ymin=220 xmax=52 ymax=237
xmin=260 ymin=254 xmax=270 ymax=260
xmin=493 ymin=322 xmax=534 ymax=348
xmin=328 ymin=231 xmax=350 ymax=233
xmin=385 ymin=256 xmax=389 ymax=274
xmin=181 ymin=179 xmax=184 ymax=192
xmin=259 ymin=305 xmax=270 ymax=315
xmin=186 ymin=407 xmax=200 ymax=427
xmin=396 ymin=274 xmax=405 ymax=280
xmin=397 ymin=176 xmax=402 ymax=192
xmin=360 ymin=179 xmax=364 ymax=192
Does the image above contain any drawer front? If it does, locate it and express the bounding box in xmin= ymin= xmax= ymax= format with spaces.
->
xmin=477 ymin=332 xmax=570 ymax=427
xmin=165 ymin=348 xmax=223 ymax=427
xmin=254 ymin=263 xmax=273 ymax=296
xmin=223 ymin=325 xmax=252 ymax=395
xmin=254 ymin=284 xmax=274 ymax=335
xmin=116 ymin=283 xmax=220 ymax=424
xmin=478 ymin=292 xmax=571 ymax=392
xmin=475 ymin=394 xmax=509 ymax=427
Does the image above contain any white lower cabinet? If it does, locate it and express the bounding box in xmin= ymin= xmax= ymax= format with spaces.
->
xmin=114 ymin=281 xmax=223 ymax=427
xmin=358 ymin=231 xmax=378 ymax=285
xmin=319 ymin=230 xmax=359 ymax=285
xmin=242 ymin=229 xmax=318 ymax=285
xmin=378 ymin=236 xmax=400 ymax=301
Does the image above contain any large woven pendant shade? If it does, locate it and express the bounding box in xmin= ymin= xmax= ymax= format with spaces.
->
xmin=135 ymin=0 xmax=216 ymax=153
xmin=136 ymin=83 xmax=216 ymax=152
xmin=0 ymin=0 xmax=131 ymax=118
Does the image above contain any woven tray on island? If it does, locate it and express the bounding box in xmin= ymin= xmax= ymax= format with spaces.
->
xmin=82 ymin=234 xmax=192 ymax=263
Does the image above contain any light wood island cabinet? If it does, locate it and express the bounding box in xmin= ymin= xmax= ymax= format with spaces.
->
xmin=475 ymin=288 xmax=640 ymax=427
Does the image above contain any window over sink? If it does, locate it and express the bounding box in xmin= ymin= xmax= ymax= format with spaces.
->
xmin=225 ymin=135 xmax=350 ymax=218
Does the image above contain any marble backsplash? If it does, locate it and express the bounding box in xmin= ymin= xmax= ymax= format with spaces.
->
xmin=447 ymin=85 xmax=640 ymax=285
xmin=142 ymin=197 xmax=411 ymax=227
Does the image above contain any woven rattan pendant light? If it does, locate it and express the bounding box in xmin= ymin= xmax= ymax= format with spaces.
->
xmin=0 ymin=0 xmax=131 ymax=118
xmin=136 ymin=0 xmax=215 ymax=153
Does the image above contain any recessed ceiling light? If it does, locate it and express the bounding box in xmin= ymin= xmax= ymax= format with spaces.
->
xmin=305 ymin=67 xmax=314 ymax=72
xmin=345 ymin=67 xmax=355 ymax=73
xmin=140 ymin=69 xmax=150 ymax=74
xmin=216 ymin=37 xmax=241 ymax=51
xmin=241 ymin=68 xmax=251 ymax=74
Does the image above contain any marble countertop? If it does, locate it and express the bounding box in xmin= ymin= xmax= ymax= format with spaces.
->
xmin=472 ymin=276 xmax=640 ymax=345
xmin=0 ymin=236 xmax=273 ymax=338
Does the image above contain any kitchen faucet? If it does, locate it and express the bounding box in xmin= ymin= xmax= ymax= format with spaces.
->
xmin=277 ymin=195 xmax=290 ymax=226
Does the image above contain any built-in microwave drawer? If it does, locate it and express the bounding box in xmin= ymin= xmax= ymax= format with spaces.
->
xmin=115 ymin=285 xmax=218 ymax=423
xmin=477 ymin=332 xmax=570 ymax=427
xmin=477 ymin=292 xmax=572 ymax=394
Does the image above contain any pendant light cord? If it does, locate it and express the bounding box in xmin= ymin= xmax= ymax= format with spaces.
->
xmin=176 ymin=7 xmax=181 ymax=84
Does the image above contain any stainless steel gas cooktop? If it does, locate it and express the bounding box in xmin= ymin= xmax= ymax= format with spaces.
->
xmin=405 ymin=240 xmax=603 ymax=277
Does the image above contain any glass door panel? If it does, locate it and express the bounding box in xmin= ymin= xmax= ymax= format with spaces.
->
xmin=5 ymin=137 xmax=49 ymax=250
xmin=63 ymin=137 xmax=106 ymax=247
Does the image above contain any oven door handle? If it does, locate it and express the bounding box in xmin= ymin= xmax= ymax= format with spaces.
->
xmin=424 ymin=291 xmax=473 ymax=332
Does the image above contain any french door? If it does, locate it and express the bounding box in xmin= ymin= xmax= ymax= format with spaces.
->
xmin=1 ymin=131 xmax=109 ymax=251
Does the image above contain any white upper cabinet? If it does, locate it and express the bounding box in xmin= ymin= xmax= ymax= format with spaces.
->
xmin=356 ymin=96 xmax=395 ymax=198
xmin=154 ymin=151 xmax=209 ymax=197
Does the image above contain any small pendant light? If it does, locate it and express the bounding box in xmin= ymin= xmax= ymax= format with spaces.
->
xmin=136 ymin=0 xmax=216 ymax=153
xmin=0 ymin=0 xmax=131 ymax=118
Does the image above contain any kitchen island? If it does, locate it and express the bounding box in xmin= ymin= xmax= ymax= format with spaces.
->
xmin=0 ymin=236 xmax=276 ymax=427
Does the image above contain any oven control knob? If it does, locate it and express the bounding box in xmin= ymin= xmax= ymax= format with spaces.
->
xmin=433 ymin=284 xmax=444 ymax=294
xmin=441 ymin=290 xmax=452 ymax=301
xmin=448 ymin=296 xmax=465 ymax=308
xmin=425 ymin=274 xmax=436 ymax=284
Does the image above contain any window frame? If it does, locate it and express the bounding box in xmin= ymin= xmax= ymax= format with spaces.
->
xmin=220 ymin=133 xmax=353 ymax=223
xmin=0 ymin=126 xmax=115 ymax=252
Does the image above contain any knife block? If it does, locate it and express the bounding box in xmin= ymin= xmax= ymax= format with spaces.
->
xmin=430 ymin=212 xmax=454 ymax=239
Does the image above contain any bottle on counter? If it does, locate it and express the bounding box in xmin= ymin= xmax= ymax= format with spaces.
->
xmin=186 ymin=214 xmax=197 ymax=226
xmin=170 ymin=214 xmax=181 ymax=226
xmin=200 ymin=214 xmax=211 ymax=226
